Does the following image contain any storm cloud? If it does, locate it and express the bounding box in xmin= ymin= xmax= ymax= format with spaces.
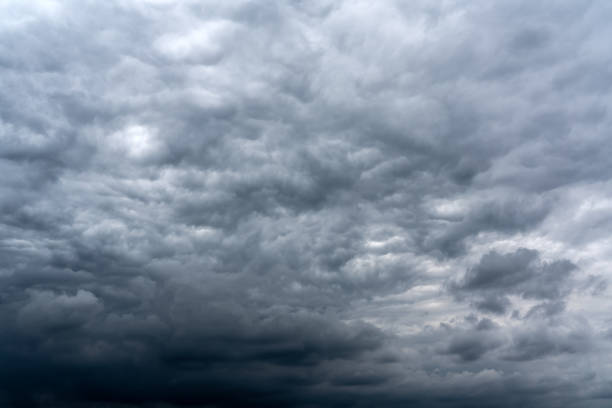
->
xmin=2 ymin=0 xmax=612 ymax=407
xmin=451 ymin=248 xmax=577 ymax=314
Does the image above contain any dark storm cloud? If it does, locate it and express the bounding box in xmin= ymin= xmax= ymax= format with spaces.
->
xmin=502 ymin=325 xmax=592 ymax=362
xmin=1 ymin=0 xmax=612 ymax=407
xmin=424 ymin=198 xmax=552 ymax=257
xmin=451 ymin=248 xmax=576 ymax=314
xmin=445 ymin=331 xmax=502 ymax=362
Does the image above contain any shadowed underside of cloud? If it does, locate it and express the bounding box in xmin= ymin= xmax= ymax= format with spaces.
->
xmin=451 ymin=248 xmax=577 ymax=314
xmin=2 ymin=0 xmax=612 ymax=407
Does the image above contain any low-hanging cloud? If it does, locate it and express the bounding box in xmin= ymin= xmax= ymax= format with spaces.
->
xmin=2 ymin=0 xmax=612 ymax=407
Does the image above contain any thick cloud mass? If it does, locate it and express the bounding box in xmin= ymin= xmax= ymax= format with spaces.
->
xmin=2 ymin=1 xmax=612 ymax=407
xmin=451 ymin=248 xmax=577 ymax=314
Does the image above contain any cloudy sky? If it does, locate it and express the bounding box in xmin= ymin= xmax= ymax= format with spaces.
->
xmin=2 ymin=0 xmax=612 ymax=407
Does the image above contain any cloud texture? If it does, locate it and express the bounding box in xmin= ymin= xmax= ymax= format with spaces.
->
xmin=2 ymin=1 xmax=612 ymax=407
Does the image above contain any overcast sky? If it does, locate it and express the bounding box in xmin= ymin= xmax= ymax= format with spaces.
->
xmin=2 ymin=1 xmax=612 ymax=407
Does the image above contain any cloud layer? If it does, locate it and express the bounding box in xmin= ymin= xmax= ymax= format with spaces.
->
xmin=2 ymin=1 xmax=612 ymax=407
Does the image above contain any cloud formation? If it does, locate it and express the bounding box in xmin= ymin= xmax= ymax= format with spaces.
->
xmin=451 ymin=248 xmax=576 ymax=314
xmin=2 ymin=0 xmax=612 ymax=407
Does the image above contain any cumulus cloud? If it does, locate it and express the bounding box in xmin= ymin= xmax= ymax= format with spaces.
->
xmin=1 ymin=0 xmax=612 ymax=407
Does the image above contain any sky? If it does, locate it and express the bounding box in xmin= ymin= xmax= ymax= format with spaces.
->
xmin=2 ymin=0 xmax=612 ymax=407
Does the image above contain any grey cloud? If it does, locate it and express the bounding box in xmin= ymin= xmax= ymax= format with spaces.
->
xmin=524 ymin=301 xmax=567 ymax=319
xmin=452 ymin=248 xmax=577 ymax=314
xmin=17 ymin=289 xmax=102 ymax=334
xmin=502 ymin=325 xmax=593 ymax=362
xmin=1 ymin=0 xmax=612 ymax=407
xmin=446 ymin=332 xmax=502 ymax=362
xmin=474 ymin=295 xmax=512 ymax=315
xmin=425 ymin=199 xmax=552 ymax=258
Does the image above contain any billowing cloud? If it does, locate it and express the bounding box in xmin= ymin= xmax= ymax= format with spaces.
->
xmin=2 ymin=0 xmax=612 ymax=407
xmin=451 ymin=248 xmax=577 ymax=313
